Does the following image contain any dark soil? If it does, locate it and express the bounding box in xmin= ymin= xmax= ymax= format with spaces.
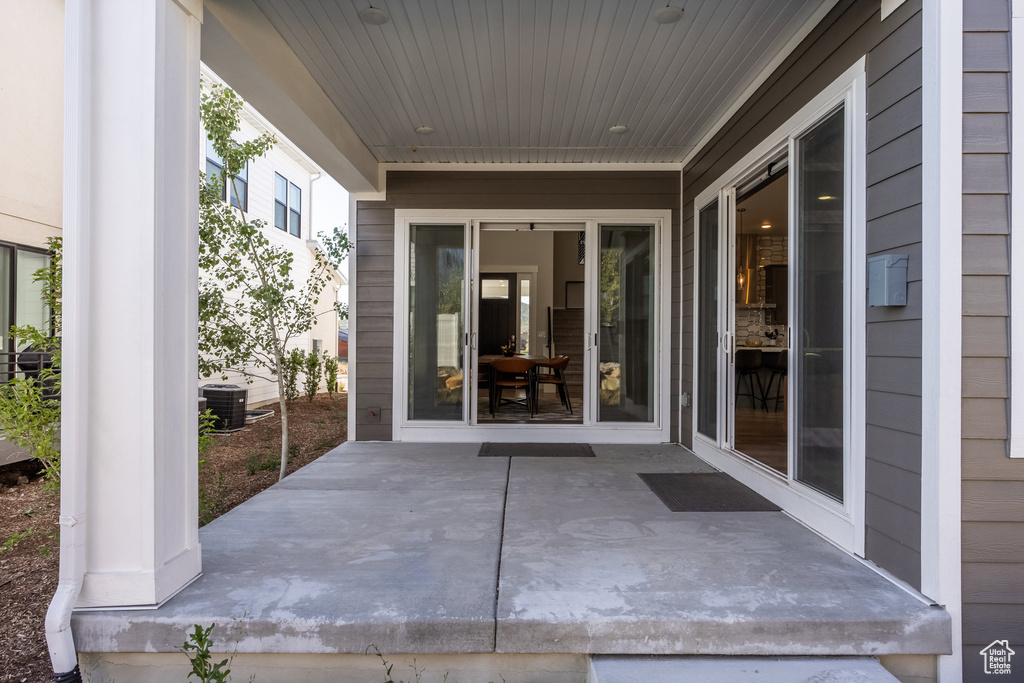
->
xmin=0 ymin=392 xmax=348 ymax=682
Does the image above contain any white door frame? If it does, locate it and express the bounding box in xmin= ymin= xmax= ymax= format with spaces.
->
xmin=690 ymin=59 xmax=867 ymax=553
xmin=393 ymin=209 xmax=672 ymax=443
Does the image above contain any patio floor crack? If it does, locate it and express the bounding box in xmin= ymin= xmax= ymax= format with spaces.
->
xmin=493 ymin=455 xmax=512 ymax=652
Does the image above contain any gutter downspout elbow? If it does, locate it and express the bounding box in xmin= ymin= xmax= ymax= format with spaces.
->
xmin=46 ymin=1 xmax=89 ymax=678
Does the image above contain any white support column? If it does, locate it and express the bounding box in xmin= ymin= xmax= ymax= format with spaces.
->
xmin=65 ymin=0 xmax=203 ymax=608
xmin=921 ymin=0 xmax=963 ymax=680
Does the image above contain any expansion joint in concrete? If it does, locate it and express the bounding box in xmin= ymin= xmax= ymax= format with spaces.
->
xmin=493 ymin=456 xmax=512 ymax=652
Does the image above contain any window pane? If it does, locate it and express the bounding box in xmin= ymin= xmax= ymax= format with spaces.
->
xmin=289 ymin=209 xmax=301 ymax=237
xmin=481 ymin=279 xmax=509 ymax=299
xmin=289 ymin=183 xmax=301 ymax=211
xmin=16 ymin=250 xmax=50 ymax=346
xmin=598 ymin=225 xmax=654 ymax=423
xmin=229 ymin=178 xmax=247 ymax=211
xmin=206 ymin=160 xmax=225 ymax=201
xmin=205 ymin=136 xmax=222 ymax=164
xmin=0 ymin=247 xmax=10 ymax=352
xmin=519 ymin=278 xmax=530 ymax=353
xmin=697 ymin=201 xmax=719 ymax=439
xmin=275 ymin=202 xmax=287 ymax=230
xmin=236 ymin=160 xmax=247 ymax=182
xmin=275 ymin=173 xmax=287 ymax=203
xmin=409 ymin=225 xmax=464 ymax=420
xmin=795 ymin=106 xmax=845 ymax=501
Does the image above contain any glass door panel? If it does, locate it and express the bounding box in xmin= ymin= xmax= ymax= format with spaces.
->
xmin=794 ymin=106 xmax=845 ymax=501
xmin=598 ymin=225 xmax=654 ymax=423
xmin=697 ymin=201 xmax=719 ymax=439
xmin=408 ymin=225 xmax=465 ymax=420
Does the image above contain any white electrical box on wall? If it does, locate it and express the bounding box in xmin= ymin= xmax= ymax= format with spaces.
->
xmin=868 ymin=254 xmax=909 ymax=307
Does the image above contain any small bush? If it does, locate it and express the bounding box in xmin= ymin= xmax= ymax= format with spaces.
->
xmin=323 ymin=352 xmax=339 ymax=397
xmin=282 ymin=349 xmax=303 ymax=402
xmin=303 ymin=349 xmax=322 ymax=403
xmin=244 ymin=453 xmax=280 ymax=476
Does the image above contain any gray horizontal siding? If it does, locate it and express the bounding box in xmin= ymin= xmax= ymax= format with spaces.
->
xmin=352 ymin=205 xmax=395 ymax=441
xmin=354 ymin=171 xmax=680 ymax=442
xmin=682 ymin=0 xmax=925 ymax=588
xmin=960 ymin=1 xmax=1024 ymax=675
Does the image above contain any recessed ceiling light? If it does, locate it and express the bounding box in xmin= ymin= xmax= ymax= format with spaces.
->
xmin=415 ymin=126 xmax=434 ymax=134
xmin=652 ymin=6 xmax=684 ymax=24
xmin=609 ymin=125 xmax=629 ymax=134
xmin=818 ymin=194 xmax=836 ymax=201
xmin=359 ymin=6 xmax=390 ymax=25
xmin=761 ymin=221 xmax=771 ymax=229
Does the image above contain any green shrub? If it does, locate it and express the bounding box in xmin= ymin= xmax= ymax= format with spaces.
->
xmin=323 ymin=352 xmax=339 ymax=397
xmin=303 ymin=349 xmax=322 ymax=402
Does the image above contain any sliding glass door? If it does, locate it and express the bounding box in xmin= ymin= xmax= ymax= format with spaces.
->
xmin=408 ymin=225 xmax=466 ymax=421
xmin=793 ymin=107 xmax=846 ymax=501
xmin=597 ymin=225 xmax=655 ymax=423
xmin=694 ymin=101 xmax=852 ymax=506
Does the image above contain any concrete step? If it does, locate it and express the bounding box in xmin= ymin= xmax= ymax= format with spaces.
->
xmin=588 ymin=656 xmax=901 ymax=683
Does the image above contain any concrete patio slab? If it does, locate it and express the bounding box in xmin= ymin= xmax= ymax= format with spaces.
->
xmin=73 ymin=445 xmax=507 ymax=655
xmin=73 ymin=442 xmax=949 ymax=666
xmin=497 ymin=453 xmax=949 ymax=655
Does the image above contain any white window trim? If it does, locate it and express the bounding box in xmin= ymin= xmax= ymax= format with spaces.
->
xmin=689 ymin=58 xmax=867 ymax=553
xmin=1010 ymin=0 xmax=1024 ymax=459
xmin=391 ymin=209 xmax=672 ymax=443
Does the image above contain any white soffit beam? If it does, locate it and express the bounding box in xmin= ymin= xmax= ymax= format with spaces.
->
xmin=202 ymin=0 xmax=380 ymax=193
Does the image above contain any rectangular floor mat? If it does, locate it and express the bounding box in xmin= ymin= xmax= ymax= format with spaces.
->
xmin=638 ymin=472 xmax=780 ymax=512
xmin=478 ymin=443 xmax=596 ymax=457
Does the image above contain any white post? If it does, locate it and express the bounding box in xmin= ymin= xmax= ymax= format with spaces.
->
xmin=921 ymin=0 xmax=963 ymax=680
xmin=65 ymin=0 xmax=203 ymax=609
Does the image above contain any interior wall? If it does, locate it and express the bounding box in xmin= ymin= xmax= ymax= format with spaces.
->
xmin=553 ymin=231 xmax=585 ymax=309
xmin=479 ymin=230 xmax=554 ymax=354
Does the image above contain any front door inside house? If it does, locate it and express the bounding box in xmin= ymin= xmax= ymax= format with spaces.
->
xmin=394 ymin=211 xmax=672 ymax=442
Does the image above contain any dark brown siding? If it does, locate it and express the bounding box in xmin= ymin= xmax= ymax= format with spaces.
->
xmin=353 ymin=171 xmax=681 ymax=441
xmin=682 ymin=0 xmax=924 ymax=587
xmin=960 ymin=1 xmax=1023 ymax=679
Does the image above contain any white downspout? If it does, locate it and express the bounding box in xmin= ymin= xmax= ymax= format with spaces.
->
xmin=45 ymin=1 xmax=90 ymax=679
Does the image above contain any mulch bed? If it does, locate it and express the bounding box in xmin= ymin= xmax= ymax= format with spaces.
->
xmin=0 ymin=392 xmax=347 ymax=682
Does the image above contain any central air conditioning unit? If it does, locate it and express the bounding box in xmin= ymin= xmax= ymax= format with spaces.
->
xmin=200 ymin=384 xmax=248 ymax=432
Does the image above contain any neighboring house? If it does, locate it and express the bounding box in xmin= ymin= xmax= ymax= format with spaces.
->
xmin=199 ymin=66 xmax=342 ymax=407
xmin=0 ymin=0 xmax=63 ymax=466
xmin=37 ymin=0 xmax=1024 ymax=682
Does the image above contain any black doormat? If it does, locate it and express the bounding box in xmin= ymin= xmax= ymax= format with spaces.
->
xmin=638 ymin=472 xmax=780 ymax=512
xmin=478 ymin=443 xmax=596 ymax=457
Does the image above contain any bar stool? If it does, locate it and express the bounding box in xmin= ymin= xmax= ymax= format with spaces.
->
xmin=735 ymin=349 xmax=765 ymax=410
xmin=534 ymin=355 xmax=572 ymax=414
xmin=761 ymin=352 xmax=788 ymax=413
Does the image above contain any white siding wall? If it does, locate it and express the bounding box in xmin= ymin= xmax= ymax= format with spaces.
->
xmin=199 ymin=90 xmax=337 ymax=407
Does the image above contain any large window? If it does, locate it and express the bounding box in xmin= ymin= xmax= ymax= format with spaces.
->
xmin=0 ymin=244 xmax=53 ymax=378
xmin=275 ymin=173 xmax=301 ymax=237
xmin=205 ymin=137 xmax=247 ymax=211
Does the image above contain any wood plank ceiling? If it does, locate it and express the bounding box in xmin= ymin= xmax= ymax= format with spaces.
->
xmin=251 ymin=0 xmax=830 ymax=164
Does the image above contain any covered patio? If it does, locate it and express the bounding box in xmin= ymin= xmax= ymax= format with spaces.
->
xmin=72 ymin=443 xmax=949 ymax=680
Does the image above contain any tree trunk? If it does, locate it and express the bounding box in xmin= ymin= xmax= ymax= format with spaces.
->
xmin=277 ymin=376 xmax=290 ymax=482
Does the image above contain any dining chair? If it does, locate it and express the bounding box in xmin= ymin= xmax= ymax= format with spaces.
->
xmin=534 ymin=355 xmax=572 ymax=414
xmin=490 ymin=356 xmax=535 ymax=417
